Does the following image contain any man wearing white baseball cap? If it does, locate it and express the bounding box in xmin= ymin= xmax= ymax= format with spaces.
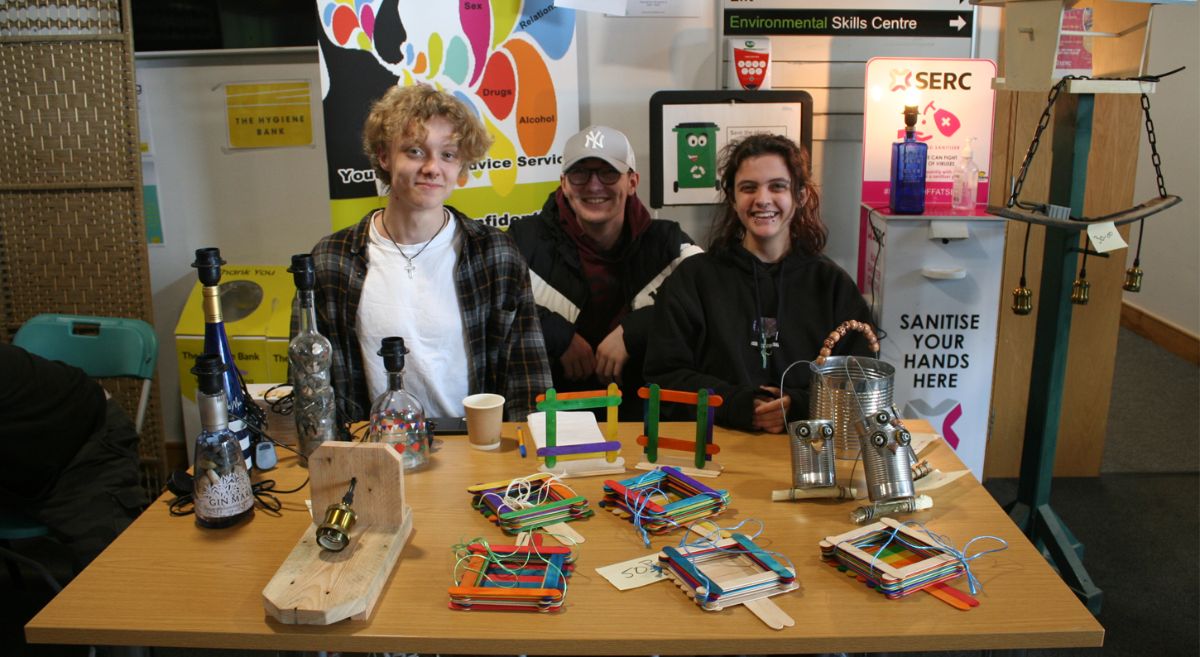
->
xmin=510 ymin=125 xmax=701 ymax=419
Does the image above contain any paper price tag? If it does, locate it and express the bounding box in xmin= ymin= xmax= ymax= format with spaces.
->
xmin=1087 ymin=221 xmax=1127 ymax=254
xmin=914 ymin=469 xmax=972 ymax=493
xmin=595 ymin=553 xmax=668 ymax=590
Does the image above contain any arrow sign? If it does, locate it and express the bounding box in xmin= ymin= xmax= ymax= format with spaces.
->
xmin=725 ymin=10 xmax=975 ymax=38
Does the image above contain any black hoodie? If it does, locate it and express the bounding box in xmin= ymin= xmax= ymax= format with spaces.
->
xmin=510 ymin=191 xmax=698 ymax=417
xmin=644 ymin=244 xmax=874 ymax=431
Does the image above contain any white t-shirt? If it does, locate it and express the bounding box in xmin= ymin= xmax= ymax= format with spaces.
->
xmin=357 ymin=214 xmax=469 ymax=417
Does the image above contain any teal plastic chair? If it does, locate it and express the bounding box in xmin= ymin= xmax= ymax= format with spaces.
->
xmin=2 ymin=313 xmax=157 ymax=591
xmin=13 ymin=314 xmax=158 ymax=432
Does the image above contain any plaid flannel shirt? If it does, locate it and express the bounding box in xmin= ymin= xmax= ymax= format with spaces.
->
xmin=302 ymin=207 xmax=551 ymax=423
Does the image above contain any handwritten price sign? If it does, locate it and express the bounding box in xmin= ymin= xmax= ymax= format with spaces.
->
xmin=1087 ymin=221 xmax=1127 ymax=254
xmin=596 ymin=553 xmax=668 ymax=590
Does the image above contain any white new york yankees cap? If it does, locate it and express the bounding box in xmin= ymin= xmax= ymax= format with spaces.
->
xmin=561 ymin=125 xmax=637 ymax=173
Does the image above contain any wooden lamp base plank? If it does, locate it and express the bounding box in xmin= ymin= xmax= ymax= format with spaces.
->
xmin=262 ymin=443 xmax=413 ymax=625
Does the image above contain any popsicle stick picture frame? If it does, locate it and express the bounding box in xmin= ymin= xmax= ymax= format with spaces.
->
xmin=469 ymin=473 xmax=593 ymax=543
xmin=601 ymin=466 xmax=730 ymax=538
xmin=658 ymin=533 xmax=798 ymax=630
xmin=448 ymin=542 xmax=575 ymax=613
xmin=819 ymin=517 xmax=966 ymax=600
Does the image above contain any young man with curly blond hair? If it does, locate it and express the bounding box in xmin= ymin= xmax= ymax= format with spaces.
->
xmin=302 ymin=84 xmax=550 ymax=422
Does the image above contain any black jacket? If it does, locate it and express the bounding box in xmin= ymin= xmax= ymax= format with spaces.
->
xmin=509 ymin=191 xmax=700 ymax=413
xmin=645 ymin=244 xmax=874 ymax=431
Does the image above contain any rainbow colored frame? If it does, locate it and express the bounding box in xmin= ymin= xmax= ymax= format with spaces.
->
xmin=469 ymin=473 xmax=593 ymax=535
xmin=819 ymin=517 xmax=966 ymax=600
xmin=601 ymin=466 xmax=729 ymax=535
xmin=448 ymin=542 xmax=575 ymax=612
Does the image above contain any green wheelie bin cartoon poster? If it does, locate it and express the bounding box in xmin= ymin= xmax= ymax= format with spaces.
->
xmin=672 ymin=122 xmax=719 ymax=192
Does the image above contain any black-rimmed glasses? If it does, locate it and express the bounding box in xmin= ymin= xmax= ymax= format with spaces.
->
xmin=565 ymin=167 xmax=623 ymax=186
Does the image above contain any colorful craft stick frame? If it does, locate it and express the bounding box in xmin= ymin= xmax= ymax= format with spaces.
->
xmin=819 ymin=517 xmax=965 ymax=599
xmin=448 ymin=543 xmax=575 ymax=612
xmin=469 ymin=473 xmax=593 ymax=534
xmin=657 ymin=533 xmax=798 ymax=628
xmin=638 ymin=385 xmax=723 ymax=470
xmin=661 ymin=534 xmax=795 ymax=603
xmin=602 ymin=466 xmax=730 ymax=535
xmin=535 ymin=384 xmax=622 ymax=468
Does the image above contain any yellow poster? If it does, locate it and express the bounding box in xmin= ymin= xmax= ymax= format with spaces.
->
xmin=225 ymin=81 xmax=313 ymax=149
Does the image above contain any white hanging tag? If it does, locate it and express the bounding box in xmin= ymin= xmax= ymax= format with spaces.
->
xmin=1087 ymin=222 xmax=1127 ymax=253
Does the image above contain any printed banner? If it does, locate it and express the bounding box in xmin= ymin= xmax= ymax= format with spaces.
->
xmin=225 ymin=81 xmax=314 ymax=149
xmin=316 ymin=0 xmax=579 ymax=231
xmin=860 ymin=57 xmax=996 ymax=206
xmin=857 ymin=58 xmax=1003 ymax=479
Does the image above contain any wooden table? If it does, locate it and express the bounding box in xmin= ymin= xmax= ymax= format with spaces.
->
xmin=26 ymin=422 xmax=1103 ymax=653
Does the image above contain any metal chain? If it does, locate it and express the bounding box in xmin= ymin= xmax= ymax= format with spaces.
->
xmin=1140 ymin=93 xmax=1168 ymax=197
xmin=1007 ymin=76 xmax=1073 ymax=209
xmin=1009 ymin=74 xmax=1173 ymax=211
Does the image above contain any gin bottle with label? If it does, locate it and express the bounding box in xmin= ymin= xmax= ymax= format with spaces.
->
xmin=192 ymin=248 xmax=256 ymax=469
xmin=368 ymin=337 xmax=429 ymax=470
xmin=889 ymin=104 xmax=927 ymax=214
xmin=191 ymin=354 xmax=255 ymax=528
xmin=288 ymin=254 xmax=336 ymax=459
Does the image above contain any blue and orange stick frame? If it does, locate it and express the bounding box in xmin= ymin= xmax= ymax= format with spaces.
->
xmin=448 ymin=542 xmax=576 ymax=612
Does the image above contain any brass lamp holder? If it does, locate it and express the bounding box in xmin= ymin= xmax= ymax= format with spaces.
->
xmin=316 ymin=477 xmax=358 ymax=552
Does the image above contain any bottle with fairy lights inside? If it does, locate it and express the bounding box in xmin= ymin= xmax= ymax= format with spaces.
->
xmin=191 ymin=354 xmax=254 ymax=528
xmin=288 ymin=253 xmax=336 ymax=459
xmin=368 ymin=337 xmax=429 ymax=470
xmin=889 ymin=104 xmax=928 ymax=214
xmin=192 ymin=247 xmax=256 ymax=469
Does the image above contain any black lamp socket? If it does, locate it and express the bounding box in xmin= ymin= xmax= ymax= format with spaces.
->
xmin=191 ymin=247 xmax=226 ymax=286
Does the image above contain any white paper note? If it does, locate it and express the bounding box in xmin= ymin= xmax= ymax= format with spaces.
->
xmin=526 ymin=411 xmax=605 ymax=448
xmin=596 ymin=553 xmax=668 ymax=590
xmin=1087 ymin=221 xmax=1127 ymax=254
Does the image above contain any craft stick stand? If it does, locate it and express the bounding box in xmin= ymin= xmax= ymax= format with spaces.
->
xmin=534 ymin=385 xmax=625 ymax=477
xmin=263 ymin=442 xmax=413 ymax=625
xmin=636 ymin=385 xmax=724 ymax=477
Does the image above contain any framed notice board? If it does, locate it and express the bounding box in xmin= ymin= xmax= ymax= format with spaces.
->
xmin=649 ymin=90 xmax=812 ymax=208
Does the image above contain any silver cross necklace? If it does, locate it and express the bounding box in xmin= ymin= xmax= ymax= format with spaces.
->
xmin=377 ymin=208 xmax=450 ymax=279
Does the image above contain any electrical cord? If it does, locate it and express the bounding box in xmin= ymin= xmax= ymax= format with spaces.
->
xmin=167 ymin=475 xmax=309 ymax=519
xmin=167 ymin=412 xmax=311 ymax=518
xmin=231 ymin=411 xmax=309 ymax=467
xmin=262 ymin=383 xmax=294 ymax=416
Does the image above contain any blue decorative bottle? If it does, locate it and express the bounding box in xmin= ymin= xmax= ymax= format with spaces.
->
xmin=192 ymin=248 xmax=256 ymax=469
xmin=889 ymin=104 xmax=927 ymax=214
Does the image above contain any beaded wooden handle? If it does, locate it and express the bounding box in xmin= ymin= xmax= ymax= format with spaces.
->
xmin=814 ymin=319 xmax=880 ymax=365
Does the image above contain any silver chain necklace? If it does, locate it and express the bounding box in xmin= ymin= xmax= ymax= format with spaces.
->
xmin=377 ymin=208 xmax=450 ymax=279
